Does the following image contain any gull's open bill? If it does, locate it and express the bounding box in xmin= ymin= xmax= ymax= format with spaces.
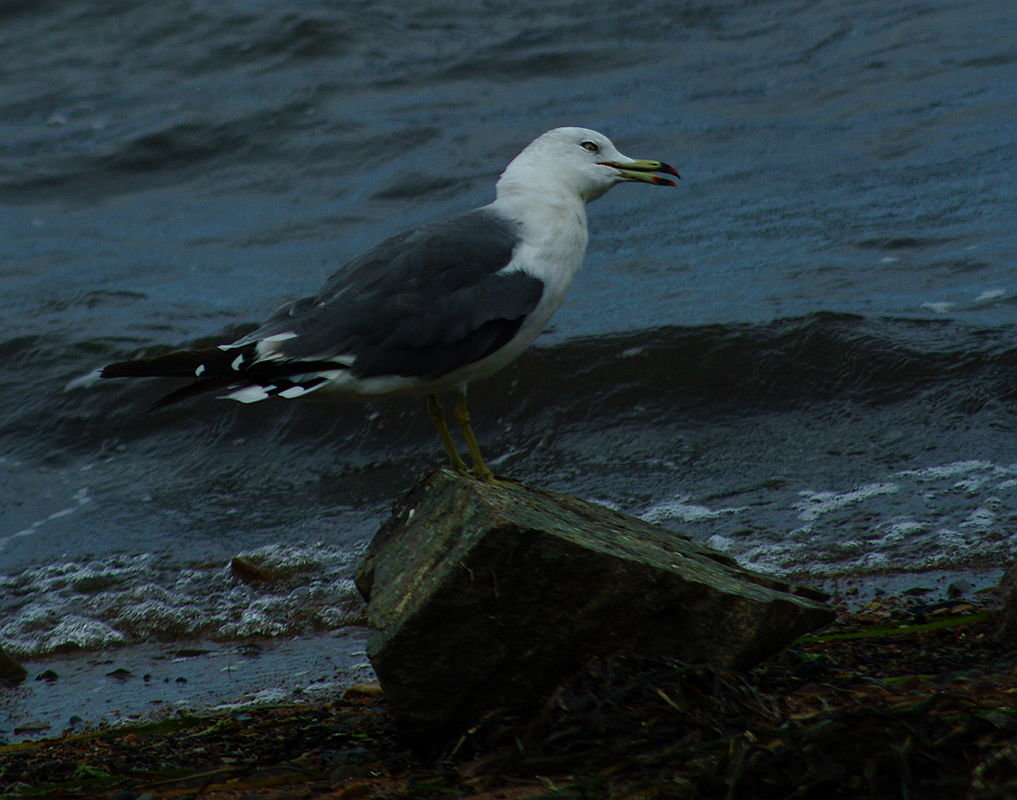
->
xmin=598 ymin=159 xmax=680 ymax=186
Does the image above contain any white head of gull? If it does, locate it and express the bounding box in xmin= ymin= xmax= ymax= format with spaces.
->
xmin=102 ymin=127 xmax=679 ymax=482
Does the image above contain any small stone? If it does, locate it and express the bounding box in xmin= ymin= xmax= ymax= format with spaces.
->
xmin=343 ymin=682 xmax=384 ymax=698
xmin=0 ymin=646 xmax=28 ymax=686
xmin=230 ymin=556 xmax=274 ymax=584
xmin=948 ymin=579 xmax=973 ymax=598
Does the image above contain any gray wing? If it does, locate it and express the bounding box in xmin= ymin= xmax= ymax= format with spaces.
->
xmin=239 ymin=208 xmax=545 ymax=381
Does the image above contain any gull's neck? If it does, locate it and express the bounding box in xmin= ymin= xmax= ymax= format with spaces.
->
xmin=491 ymin=168 xmax=589 ymax=233
xmin=487 ymin=166 xmax=590 ymax=296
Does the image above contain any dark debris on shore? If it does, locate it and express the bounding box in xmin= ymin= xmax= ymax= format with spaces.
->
xmin=2 ymin=598 xmax=1017 ymax=800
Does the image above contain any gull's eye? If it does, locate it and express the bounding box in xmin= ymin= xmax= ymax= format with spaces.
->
xmin=580 ymin=140 xmax=600 ymax=153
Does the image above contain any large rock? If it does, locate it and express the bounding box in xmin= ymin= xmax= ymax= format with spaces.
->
xmin=356 ymin=469 xmax=835 ymax=738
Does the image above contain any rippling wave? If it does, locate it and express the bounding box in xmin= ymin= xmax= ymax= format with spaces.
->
xmin=11 ymin=312 xmax=1010 ymax=457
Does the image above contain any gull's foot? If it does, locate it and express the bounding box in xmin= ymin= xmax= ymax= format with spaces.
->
xmin=468 ymin=465 xmax=520 ymax=488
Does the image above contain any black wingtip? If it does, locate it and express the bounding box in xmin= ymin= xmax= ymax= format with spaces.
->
xmin=99 ymin=348 xmax=220 ymax=380
xmin=99 ymin=361 xmax=134 ymax=379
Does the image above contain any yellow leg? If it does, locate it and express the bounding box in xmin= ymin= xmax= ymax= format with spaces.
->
xmin=427 ymin=394 xmax=468 ymax=473
xmin=453 ymin=389 xmax=496 ymax=482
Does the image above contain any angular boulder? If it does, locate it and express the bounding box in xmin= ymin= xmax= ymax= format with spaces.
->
xmin=356 ymin=469 xmax=835 ymax=738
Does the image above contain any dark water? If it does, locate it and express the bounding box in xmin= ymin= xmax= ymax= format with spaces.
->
xmin=1 ymin=0 xmax=1015 ymax=737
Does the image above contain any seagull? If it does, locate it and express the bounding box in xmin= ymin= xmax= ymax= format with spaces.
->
xmin=101 ymin=127 xmax=679 ymax=482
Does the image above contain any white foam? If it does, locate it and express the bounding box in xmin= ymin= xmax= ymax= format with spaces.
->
xmin=875 ymin=520 xmax=928 ymax=542
xmin=974 ymin=288 xmax=1006 ymax=303
xmin=211 ymin=687 xmax=296 ymax=712
xmin=641 ymin=496 xmax=745 ymax=524
xmin=0 ymin=614 xmax=126 ymax=654
xmin=959 ymin=506 xmax=997 ymax=529
xmin=0 ymin=543 xmax=366 ymax=658
xmin=641 ymin=458 xmax=1017 ymax=578
xmin=897 ymin=460 xmax=994 ymax=480
xmin=793 ymin=482 xmax=898 ymax=522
